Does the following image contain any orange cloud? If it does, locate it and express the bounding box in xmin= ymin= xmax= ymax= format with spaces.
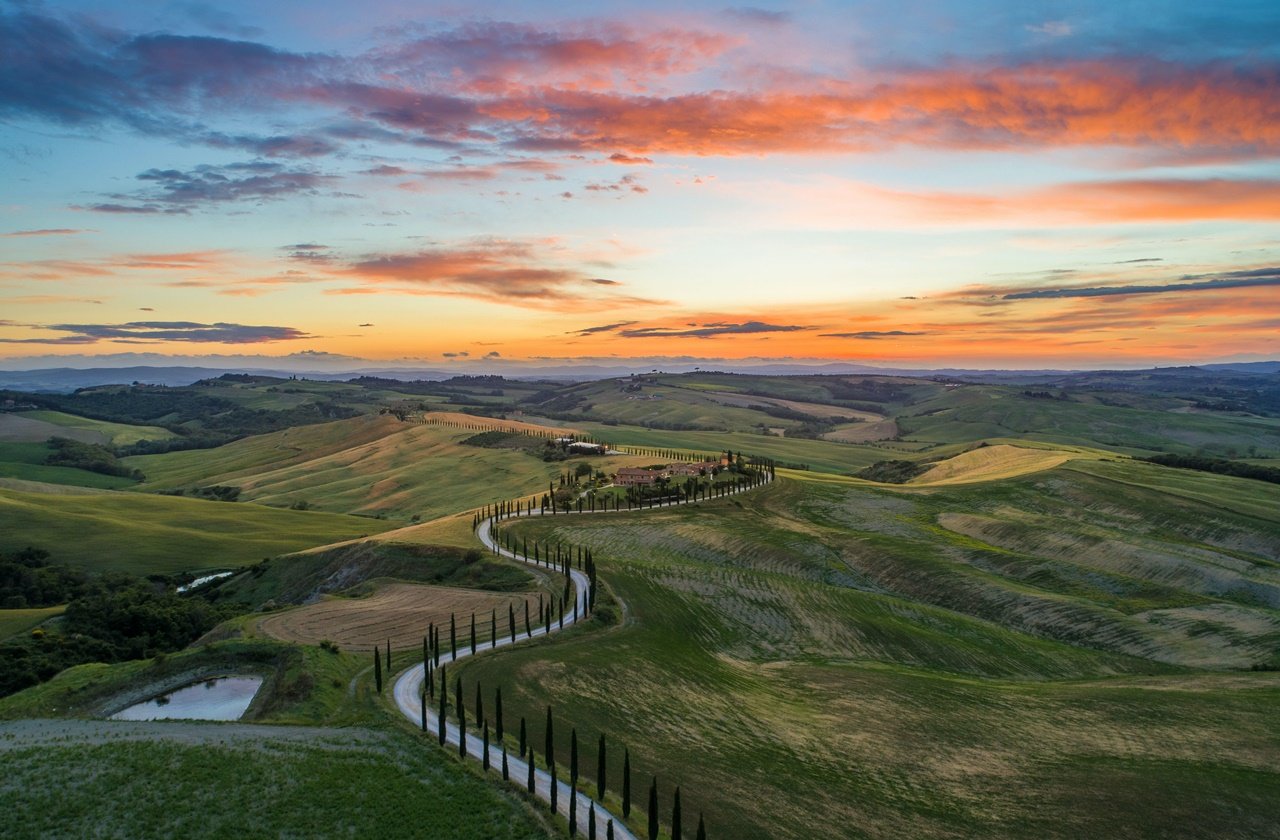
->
xmin=334 ymin=238 xmax=664 ymax=311
xmin=472 ymin=59 xmax=1280 ymax=157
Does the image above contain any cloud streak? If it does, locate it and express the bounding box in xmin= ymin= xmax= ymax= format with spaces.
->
xmin=0 ymin=321 xmax=310 ymax=345
xmin=619 ymin=321 xmax=809 ymax=338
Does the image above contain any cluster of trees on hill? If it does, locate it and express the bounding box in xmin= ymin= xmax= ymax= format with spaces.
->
xmin=1141 ymin=454 xmax=1280 ymax=485
xmin=1 ymin=383 xmax=361 ymax=452
xmin=857 ymin=459 xmax=929 ymax=483
xmin=45 ymin=437 xmax=145 ymax=480
xmin=0 ymin=548 xmax=237 ymax=696
xmin=0 ymin=547 xmax=89 ymax=608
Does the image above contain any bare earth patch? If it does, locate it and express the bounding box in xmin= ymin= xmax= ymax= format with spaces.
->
xmin=254 ymin=582 xmax=535 ymax=652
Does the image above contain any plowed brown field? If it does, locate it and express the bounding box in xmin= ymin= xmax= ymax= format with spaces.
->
xmin=255 ymin=582 xmax=539 ymax=652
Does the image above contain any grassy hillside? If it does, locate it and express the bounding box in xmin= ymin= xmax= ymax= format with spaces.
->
xmin=0 ymin=442 xmax=138 ymax=490
xmin=0 ymin=488 xmax=392 ymax=575
xmin=0 ymin=636 xmax=550 ymax=840
xmin=897 ymin=386 xmax=1280 ymax=457
xmin=19 ymin=410 xmax=177 ymax=446
xmin=0 ymin=606 xmax=64 ymax=641
xmin=127 ymin=415 xmax=649 ymax=520
xmin=452 ymin=467 xmax=1280 ymax=839
xmin=0 ymin=723 xmax=549 ymax=840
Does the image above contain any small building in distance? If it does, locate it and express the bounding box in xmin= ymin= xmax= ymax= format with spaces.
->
xmin=668 ymin=461 xmax=720 ymax=477
xmin=616 ymin=467 xmax=662 ymax=486
xmin=567 ymin=441 xmax=607 ymax=455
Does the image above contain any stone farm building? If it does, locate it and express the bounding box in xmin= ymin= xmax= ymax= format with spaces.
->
xmin=616 ymin=467 xmax=661 ymax=486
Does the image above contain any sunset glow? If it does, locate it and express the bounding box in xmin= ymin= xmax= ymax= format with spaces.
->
xmin=3 ymin=1 xmax=1278 ymax=369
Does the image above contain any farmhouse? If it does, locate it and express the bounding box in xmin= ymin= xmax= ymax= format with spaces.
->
xmin=616 ymin=467 xmax=663 ymax=486
xmin=668 ymin=461 xmax=719 ymax=477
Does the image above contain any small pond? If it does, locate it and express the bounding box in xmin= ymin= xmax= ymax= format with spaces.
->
xmin=110 ymin=676 xmax=263 ymax=722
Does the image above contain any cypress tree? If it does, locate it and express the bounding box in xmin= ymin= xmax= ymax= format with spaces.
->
xmin=607 ymin=820 xmax=614 ymax=840
xmin=373 ymin=648 xmax=382 ymax=693
xmin=589 ymin=803 xmax=597 ymax=840
xmin=438 ymin=664 xmax=447 ymax=745
xmin=470 ymin=612 xmax=476 ymax=655
xmin=525 ymin=600 xmax=532 ymax=638
xmin=545 ymin=705 xmax=555 ymax=770
xmin=434 ymin=624 xmax=441 ymax=666
xmin=450 ymin=613 xmax=457 ymax=661
xmin=385 ymin=637 xmax=391 ymax=671
xmin=491 ymin=608 xmax=497 ymax=648
xmin=457 ymin=678 xmax=467 ymax=757
xmin=596 ymin=734 xmax=606 ymax=799
xmin=420 ymin=686 xmax=427 ymax=732
xmin=519 ymin=716 xmax=527 ymax=756
xmin=647 ymin=777 xmax=658 ymax=840
xmin=475 ymin=681 xmax=484 ymax=729
xmin=550 ymin=763 xmax=558 ymax=813
xmin=696 ymin=813 xmax=706 ymax=840
xmin=570 ymin=784 xmax=578 ymax=836
xmin=571 ymin=728 xmax=579 ymax=784
xmin=672 ymin=786 xmax=682 ymax=840
xmin=509 ymin=603 xmax=516 ymax=643
xmin=423 ymin=633 xmax=429 ymax=675
xmin=502 ymin=741 xmax=509 ymax=781
xmin=483 ymin=721 xmax=490 ymax=771
xmin=622 ymin=749 xmax=631 ymax=817
xmin=527 ymin=748 xmax=536 ymax=793
xmin=495 ymin=686 xmax=504 ymax=740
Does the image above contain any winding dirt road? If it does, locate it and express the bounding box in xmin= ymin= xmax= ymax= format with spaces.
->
xmin=392 ymin=474 xmax=771 ymax=839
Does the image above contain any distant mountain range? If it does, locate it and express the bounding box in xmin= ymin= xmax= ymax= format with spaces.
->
xmin=0 ymin=360 xmax=1274 ymax=393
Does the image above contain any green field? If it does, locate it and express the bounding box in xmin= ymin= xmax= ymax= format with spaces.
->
xmin=896 ymin=387 xmax=1280 ymax=457
xmin=0 ymin=606 xmax=65 ymax=641
xmin=126 ymin=415 xmax=649 ymax=521
xmin=0 ymin=442 xmax=139 ymax=490
xmin=452 ymin=466 xmax=1280 ymax=839
xmin=0 ymin=487 xmax=392 ymax=575
xmin=19 ymin=410 xmax=178 ymax=446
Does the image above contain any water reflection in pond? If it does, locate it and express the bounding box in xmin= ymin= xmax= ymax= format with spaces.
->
xmin=110 ymin=676 xmax=263 ymax=721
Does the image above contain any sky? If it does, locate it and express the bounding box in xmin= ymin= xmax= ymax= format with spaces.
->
xmin=2 ymin=0 xmax=1279 ymax=371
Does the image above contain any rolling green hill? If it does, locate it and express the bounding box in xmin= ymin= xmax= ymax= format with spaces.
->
xmin=460 ymin=463 xmax=1280 ymax=839
xmin=126 ymin=415 xmax=650 ymax=521
xmin=0 ymin=488 xmax=392 ymax=575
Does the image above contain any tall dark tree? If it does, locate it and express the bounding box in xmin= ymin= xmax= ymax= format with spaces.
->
xmin=672 ymin=786 xmax=682 ymax=840
xmin=519 ymin=716 xmax=527 ymax=756
xmin=696 ymin=813 xmax=706 ymax=840
xmin=483 ymin=720 xmax=491 ymax=771
xmin=596 ymin=734 xmax=607 ymax=799
xmin=456 ymin=677 xmax=467 ymax=757
xmin=545 ymin=705 xmax=555 ymax=770
xmin=571 ymin=728 xmax=579 ymax=785
xmin=450 ymin=613 xmax=457 ymax=660
xmin=470 ymin=612 xmax=477 ymax=655
xmin=475 ymin=680 xmax=484 ymax=728
xmin=423 ymin=633 xmax=429 ymax=675
xmin=647 ymin=777 xmax=659 ymax=840
xmin=525 ymin=600 xmax=532 ymax=639
xmin=570 ymin=784 xmax=578 ymax=837
xmin=385 ymin=637 xmax=391 ymax=671
xmin=550 ymin=763 xmax=559 ymax=813
xmin=589 ymin=803 xmax=597 ymax=840
xmin=491 ymin=608 xmax=497 ymax=649
xmin=502 ymin=740 xmax=509 ymax=781
xmin=527 ymin=747 xmax=536 ymax=793
xmin=438 ymin=664 xmax=447 ymax=745
xmin=622 ymin=749 xmax=631 ymax=817
xmin=373 ymin=648 xmax=382 ymax=693
xmin=607 ymin=820 xmax=614 ymax=840
xmin=509 ymin=603 xmax=517 ymax=643
xmin=420 ymin=685 xmax=427 ymax=732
